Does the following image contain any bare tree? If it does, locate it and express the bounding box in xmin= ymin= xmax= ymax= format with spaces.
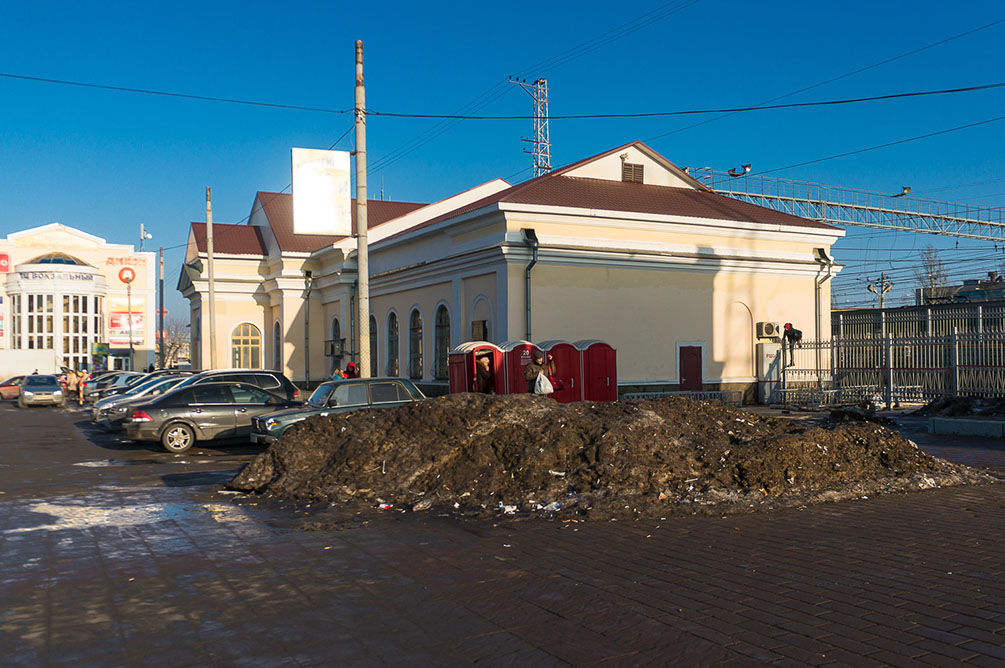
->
xmin=914 ymin=245 xmax=948 ymax=292
xmin=156 ymin=317 xmax=190 ymax=367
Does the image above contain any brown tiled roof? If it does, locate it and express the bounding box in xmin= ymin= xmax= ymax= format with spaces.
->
xmin=190 ymin=223 xmax=267 ymax=256
xmin=506 ymin=176 xmax=837 ymax=229
xmin=256 ymin=192 xmax=426 ymax=253
xmin=408 ymin=142 xmax=839 ymax=234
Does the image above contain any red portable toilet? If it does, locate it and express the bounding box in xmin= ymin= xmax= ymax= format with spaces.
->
xmin=575 ymin=340 xmax=617 ymax=402
xmin=536 ymin=340 xmax=583 ymax=403
xmin=448 ymin=342 xmax=504 ymax=394
xmin=499 ymin=340 xmax=542 ymax=395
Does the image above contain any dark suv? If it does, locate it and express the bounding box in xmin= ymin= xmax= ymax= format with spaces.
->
xmin=170 ymin=369 xmax=301 ymax=402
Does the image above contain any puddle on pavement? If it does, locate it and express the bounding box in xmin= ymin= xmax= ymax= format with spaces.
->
xmin=3 ymin=494 xmax=260 ymax=534
xmin=73 ymin=459 xmax=128 ymax=468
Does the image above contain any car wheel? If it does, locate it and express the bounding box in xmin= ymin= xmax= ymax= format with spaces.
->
xmin=161 ymin=423 xmax=195 ymax=453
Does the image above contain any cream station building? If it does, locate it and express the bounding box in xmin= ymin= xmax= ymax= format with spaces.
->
xmin=0 ymin=223 xmax=156 ymax=373
xmin=179 ymin=142 xmax=843 ymax=401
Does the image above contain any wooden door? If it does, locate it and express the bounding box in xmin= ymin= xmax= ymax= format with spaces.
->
xmin=679 ymin=346 xmax=703 ymax=391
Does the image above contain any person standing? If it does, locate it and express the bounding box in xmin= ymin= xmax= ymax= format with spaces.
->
xmin=783 ymin=322 xmax=802 ymax=366
xmin=66 ymin=370 xmax=79 ymax=404
xmin=475 ymin=355 xmax=493 ymax=393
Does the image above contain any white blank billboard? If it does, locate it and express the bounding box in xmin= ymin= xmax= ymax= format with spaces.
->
xmin=292 ymin=148 xmax=352 ymax=236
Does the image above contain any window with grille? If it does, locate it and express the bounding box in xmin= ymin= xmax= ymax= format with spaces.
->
xmin=369 ymin=315 xmax=378 ymax=377
xmin=409 ymin=310 xmax=423 ymax=379
xmin=386 ymin=313 xmax=399 ymax=376
xmin=231 ymin=323 xmax=262 ymax=369
xmin=622 ymin=162 xmax=644 ymax=183
xmin=434 ymin=306 xmax=450 ymax=380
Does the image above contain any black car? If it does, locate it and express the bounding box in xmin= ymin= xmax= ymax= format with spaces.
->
xmin=123 ymin=382 xmax=301 ymax=453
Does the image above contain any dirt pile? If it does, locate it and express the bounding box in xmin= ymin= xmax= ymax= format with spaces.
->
xmin=230 ymin=394 xmax=992 ymax=520
xmin=911 ymin=396 xmax=1005 ymax=417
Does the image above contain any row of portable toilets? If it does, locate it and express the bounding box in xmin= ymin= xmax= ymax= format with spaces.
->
xmin=448 ymin=339 xmax=617 ymax=403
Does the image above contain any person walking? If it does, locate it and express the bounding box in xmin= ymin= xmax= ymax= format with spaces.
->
xmin=523 ymin=352 xmax=555 ymax=394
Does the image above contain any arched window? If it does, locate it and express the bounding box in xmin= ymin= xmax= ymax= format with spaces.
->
xmin=330 ymin=317 xmax=341 ymax=375
xmin=273 ymin=321 xmax=282 ymax=371
xmin=471 ymin=295 xmax=492 ymax=341
xmin=434 ymin=305 xmax=450 ymax=380
xmin=409 ymin=309 xmax=423 ymax=379
xmin=369 ymin=315 xmax=378 ymax=377
xmin=386 ymin=313 xmax=399 ymax=376
xmin=232 ymin=323 xmax=262 ymax=369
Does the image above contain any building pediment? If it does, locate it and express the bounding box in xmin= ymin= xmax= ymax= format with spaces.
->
xmin=6 ymin=223 xmax=109 ymax=250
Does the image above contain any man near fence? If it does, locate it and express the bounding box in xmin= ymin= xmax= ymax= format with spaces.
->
xmin=783 ymin=323 xmax=802 ymax=366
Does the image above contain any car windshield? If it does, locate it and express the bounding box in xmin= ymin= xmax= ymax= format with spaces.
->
xmin=125 ymin=377 xmax=165 ymax=394
xmin=307 ymin=383 xmax=335 ymax=407
xmin=25 ymin=375 xmax=57 ymax=386
xmin=150 ymin=377 xmax=185 ymax=394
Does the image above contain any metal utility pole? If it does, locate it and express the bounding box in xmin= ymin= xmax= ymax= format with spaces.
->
xmin=867 ymin=272 xmax=894 ymax=309
xmin=355 ymin=40 xmax=371 ymax=378
xmin=511 ymin=78 xmax=551 ymax=177
xmin=127 ymin=279 xmax=134 ymax=367
xmin=159 ymin=247 xmax=165 ymax=369
xmin=206 ymin=187 xmax=217 ymax=369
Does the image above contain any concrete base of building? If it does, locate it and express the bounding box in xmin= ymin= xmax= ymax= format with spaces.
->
xmin=929 ymin=417 xmax=1005 ymax=438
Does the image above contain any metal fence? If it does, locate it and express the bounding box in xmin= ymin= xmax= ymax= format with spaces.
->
xmin=834 ymin=302 xmax=1005 ymax=338
xmin=779 ymin=329 xmax=1005 ymax=407
xmin=622 ymin=390 xmax=744 ymax=407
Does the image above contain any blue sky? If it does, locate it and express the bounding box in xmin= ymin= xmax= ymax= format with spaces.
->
xmin=2 ymin=1 xmax=1003 ymax=318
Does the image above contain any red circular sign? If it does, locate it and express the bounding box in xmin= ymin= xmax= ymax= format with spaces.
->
xmin=118 ymin=267 xmax=136 ymax=284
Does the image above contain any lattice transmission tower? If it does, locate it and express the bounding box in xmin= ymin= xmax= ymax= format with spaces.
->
xmin=511 ymin=78 xmax=551 ymax=177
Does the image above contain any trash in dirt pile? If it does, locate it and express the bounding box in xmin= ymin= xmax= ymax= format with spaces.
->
xmin=229 ymin=394 xmax=993 ymax=520
xmin=911 ymin=395 xmax=1005 ymax=417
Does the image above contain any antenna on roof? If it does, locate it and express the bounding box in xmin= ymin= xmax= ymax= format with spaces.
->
xmin=510 ymin=77 xmax=552 ymax=178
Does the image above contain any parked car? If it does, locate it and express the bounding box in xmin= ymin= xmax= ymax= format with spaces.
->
xmin=0 ymin=376 xmax=26 ymax=400
xmin=95 ymin=370 xmax=194 ymax=402
xmin=18 ymin=374 xmax=66 ymax=408
xmin=251 ymin=377 xmax=426 ymax=445
xmin=169 ymin=369 xmax=301 ymax=402
xmin=124 ymin=382 xmax=300 ymax=453
xmin=83 ymin=372 xmax=141 ymax=403
xmin=92 ymin=375 xmax=190 ymax=427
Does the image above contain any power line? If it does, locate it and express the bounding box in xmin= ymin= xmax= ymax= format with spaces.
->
xmin=755 ymin=114 xmax=1005 ymax=175
xmin=370 ymin=0 xmax=704 ymax=174
xmin=368 ymin=83 xmax=1005 ymax=120
xmin=0 ymin=72 xmax=353 ymax=115
xmin=645 ymin=16 xmax=1005 ymax=142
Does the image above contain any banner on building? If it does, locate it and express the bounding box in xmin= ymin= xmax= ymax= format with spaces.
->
xmin=108 ymin=296 xmax=145 ymax=346
xmin=291 ymin=148 xmax=352 ymax=236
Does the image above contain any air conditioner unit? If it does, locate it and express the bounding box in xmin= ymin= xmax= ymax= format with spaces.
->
xmin=756 ymin=321 xmax=781 ymax=339
xmin=324 ymin=339 xmax=344 ymax=357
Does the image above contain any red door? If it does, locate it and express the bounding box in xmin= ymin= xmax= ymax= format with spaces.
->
xmin=679 ymin=346 xmax=702 ymax=391
xmin=542 ymin=343 xmax=581 ymax=403
xmin=581 ymin=342 xmax=617 ymax=402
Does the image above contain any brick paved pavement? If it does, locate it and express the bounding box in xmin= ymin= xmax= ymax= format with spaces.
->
xmin=0 ymin=403 xmax=1002 ymax=667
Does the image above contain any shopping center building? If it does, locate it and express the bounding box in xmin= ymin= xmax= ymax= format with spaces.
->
xmin=0 ymin=223 xmax=156 ymax=373
xmin=179 ymin=141 xmax=844 ymax=400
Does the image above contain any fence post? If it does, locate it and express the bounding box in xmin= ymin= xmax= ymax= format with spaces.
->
xmin=951 ymin=326 xmax=960 ymax=396
xmin=884 ymin=334 xmax=893 ymax=410
xmin=781 ymin=339 xmax=788 ymax=403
